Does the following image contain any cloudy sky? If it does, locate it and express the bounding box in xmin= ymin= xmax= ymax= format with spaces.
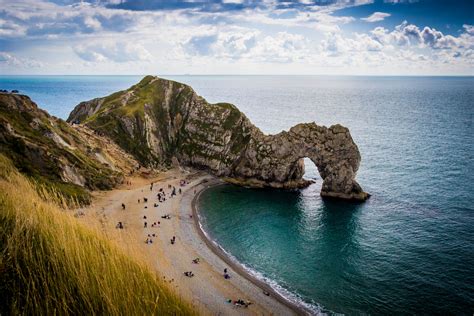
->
xmin=0 ymin=0 xmax=473 ymax=75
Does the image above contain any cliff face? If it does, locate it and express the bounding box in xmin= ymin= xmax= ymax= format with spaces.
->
xmin=68 ymin=76 xmax=368 ymax=201
xmin=0 ymin=92 xmax=137 ymax=203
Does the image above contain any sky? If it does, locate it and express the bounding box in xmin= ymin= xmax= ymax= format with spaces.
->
xmin=0 ymin=0 xmax=473 ymax=75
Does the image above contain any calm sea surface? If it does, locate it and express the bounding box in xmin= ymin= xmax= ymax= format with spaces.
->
xmin=1 ymin=75 xmax=473 ymax=314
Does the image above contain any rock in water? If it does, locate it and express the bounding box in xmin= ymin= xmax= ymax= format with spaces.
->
xmin=68 ymin=76 xmax=369 ymax=201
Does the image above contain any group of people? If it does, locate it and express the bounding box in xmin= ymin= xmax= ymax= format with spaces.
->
xmin=157 ymin=191 xmax=167 ymax=203
xmin=145 ymin=232 xmax=157 ymax=244
xmin=223 ymin=268 xmax=231 ymax=279
xmin=184 ymin=271 xmax=194 ymax=277
xmin=227 ymin=299 xmax=252 ymax=308
xmin=114 ymin=177 xmax=257 ymax=312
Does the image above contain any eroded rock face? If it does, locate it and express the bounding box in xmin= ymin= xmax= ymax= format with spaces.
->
xmin=68 ymin=76 xmax=369 ymax=201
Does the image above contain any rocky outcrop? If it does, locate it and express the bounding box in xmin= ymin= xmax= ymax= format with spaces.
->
xmin=0 ymin=92 xmax=138 ymax=203
xmin=68 ymin=76 xmax=369 ymax=201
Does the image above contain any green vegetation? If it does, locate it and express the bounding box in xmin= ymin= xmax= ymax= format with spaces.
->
xmin=70 ymin=76 xmax=253 ymax=170
xmin=0 ymin=154 xmax=196 ymax=315
xmin=0 ymin=93 xmax=124 ymax=205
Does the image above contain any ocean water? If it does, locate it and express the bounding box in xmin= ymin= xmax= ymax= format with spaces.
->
xmin=1 ymin=75 xmax=473 ymax=314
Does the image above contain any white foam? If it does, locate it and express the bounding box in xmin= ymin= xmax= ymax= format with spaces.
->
xmin=196 ymin=210 xmax=329 ymax=316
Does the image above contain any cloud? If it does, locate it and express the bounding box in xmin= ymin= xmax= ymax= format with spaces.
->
xmin=185 ymin=29 xmax=306 ymax=63
xmin=0 ymin=0 xmax=473 ymax=75
xmin=361 ymin=12 xmax=391 ymax=22
xmin=250 ymin=32 xmax=308 ymax=63
xmin=0 ymin=0 xmax=365 ymax=40
xmin=383 ymin=0 xmax=419 ymax=3
xmin=320 ymin=32 xmax=383 ymax=55
xmin=73 ymin=41 xmax=152 ymax=62
xmin=369 ymin=21 xmax=474 ymax=52
xmin=463 ymin=24 xmax=474 ymax=35
xmin=317 ymin=20 xmax=474 ymax=72
xmin=0 ymin=52 xmax=43 ymax=67
xmin=186 ymin=35 xmax=219 ymax=56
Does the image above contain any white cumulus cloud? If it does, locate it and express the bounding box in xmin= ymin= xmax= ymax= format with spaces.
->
xmin=361 ymin=12 xmax=391 ymax=23
xmin=74 ymin=41 xmax=153 ymax=63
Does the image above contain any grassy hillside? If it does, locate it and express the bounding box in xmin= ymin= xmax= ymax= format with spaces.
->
xmin=0 ymin=92 xmax=138 ymax=205
xmin=0 ymin=154 xmax=196 ymax=315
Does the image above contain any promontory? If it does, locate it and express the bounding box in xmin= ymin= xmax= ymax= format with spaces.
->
xmin=67 ymin=76 xmax=369 ymax=201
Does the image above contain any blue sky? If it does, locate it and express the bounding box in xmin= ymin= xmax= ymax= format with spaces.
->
xmin=0 ymin=0 xmax=473 ymax=75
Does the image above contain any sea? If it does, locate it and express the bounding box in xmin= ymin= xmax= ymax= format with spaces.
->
xmin=1 ymin=75 xmax=473 ymax=315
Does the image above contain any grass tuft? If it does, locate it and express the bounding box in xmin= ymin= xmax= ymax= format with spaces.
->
xmin=0 ymin=154 xmax=196 ymax=315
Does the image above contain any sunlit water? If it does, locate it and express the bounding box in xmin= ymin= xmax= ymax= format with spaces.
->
xmin=1 ymin=75 xmax=473 ymax=314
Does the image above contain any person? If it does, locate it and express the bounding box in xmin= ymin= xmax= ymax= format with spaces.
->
xmin=179 ymin=188 xmax=182 ymax=194
xmin=143 ymin=197 xmax=148 ymax=202
xmin=144 ymin=222 xmax=147 ymax=228
xmin=224 ymin=273 xmax=230 ymax=279
xmin=116 ymin=221 xmax=123 ymax=229
xmin=224 ymin=268 xmax=227 ymax=273
xmin=121 ymin=203 xmax=125 ymax=210
xmin=138 ymin=199 xmax=140 ymax=203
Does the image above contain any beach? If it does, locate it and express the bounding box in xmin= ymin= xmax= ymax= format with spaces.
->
xmin=78 ymin=168 xmax=301 ymax=315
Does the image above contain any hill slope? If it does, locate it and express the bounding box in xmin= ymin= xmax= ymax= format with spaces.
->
xmin=0 ymin=92 xmax=138 ymax=204
xmin=0 ymin=154 xmax=195 ymax=315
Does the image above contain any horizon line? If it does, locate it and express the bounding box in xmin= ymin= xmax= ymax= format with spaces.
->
xmin=1 ymin=74 xmax=473 ymax=77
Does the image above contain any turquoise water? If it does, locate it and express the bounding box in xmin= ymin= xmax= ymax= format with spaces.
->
xmin=1 ymin=75 xmax=473 ymax=314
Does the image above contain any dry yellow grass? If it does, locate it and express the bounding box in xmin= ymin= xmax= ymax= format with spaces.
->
xmin=0 ymin=154 xmax=196 ymax=315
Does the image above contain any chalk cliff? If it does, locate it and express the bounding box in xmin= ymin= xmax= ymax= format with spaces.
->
xmin=69 ymin=76 xmax=368 ymax=201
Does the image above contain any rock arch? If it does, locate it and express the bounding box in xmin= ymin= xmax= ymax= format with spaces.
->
xmin=227 ymin=123 xmax=369 ymax=201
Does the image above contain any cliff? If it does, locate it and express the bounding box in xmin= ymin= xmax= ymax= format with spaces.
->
xmin=0 ymin=92 xmax=138 ymax=203
xmin=68 ymin=76 xmax=368 ymax=201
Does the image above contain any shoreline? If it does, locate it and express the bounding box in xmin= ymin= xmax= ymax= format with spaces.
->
xmin=81 ymin=169 xmax=301 ymax=315
xmin=189 ymin=179 xmax=316 ymax=316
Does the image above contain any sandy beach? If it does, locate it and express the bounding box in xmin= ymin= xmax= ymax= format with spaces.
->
xmin=78 ymin=168 xmax=303 ymax=315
